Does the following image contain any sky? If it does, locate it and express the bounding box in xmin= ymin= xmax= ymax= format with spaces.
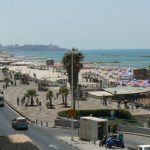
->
xmin=0 ymin=0 xmax=150 ymax=49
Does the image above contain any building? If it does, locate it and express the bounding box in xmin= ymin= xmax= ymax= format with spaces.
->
xmin=133 ymin=68 xmax=150 ymax=80
xmin=46 ymin=59 xmax=54 ymax=66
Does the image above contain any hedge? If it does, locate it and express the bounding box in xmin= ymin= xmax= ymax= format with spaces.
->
xmin=58 ymin=109 xmax=135 ymax=120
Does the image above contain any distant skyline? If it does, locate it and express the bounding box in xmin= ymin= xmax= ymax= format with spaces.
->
xmin=0 ymin=0 xmax=150 ymax=49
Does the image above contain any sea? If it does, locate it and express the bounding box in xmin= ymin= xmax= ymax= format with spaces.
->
xmin=6 ymin=49 xmax=150 ymax=69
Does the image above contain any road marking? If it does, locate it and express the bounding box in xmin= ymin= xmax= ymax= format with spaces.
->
xmin=48 ymin=144 xmax=59 ymax=149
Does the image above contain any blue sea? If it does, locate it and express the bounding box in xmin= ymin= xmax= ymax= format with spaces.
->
xmin=7 ymin=49 xmax=150 ymax=68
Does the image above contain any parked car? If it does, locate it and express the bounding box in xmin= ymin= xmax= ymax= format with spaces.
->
xmin=12 ymin=117 xmax=28 ymax=130
xmin=137 ymin=145 xmax=150 ymax=150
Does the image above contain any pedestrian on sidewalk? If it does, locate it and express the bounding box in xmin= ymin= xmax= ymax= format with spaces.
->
xmin=56 ymin=93 xmax=59 ymax=99
xmin=11 ymin=81 xmax=13 ymax=86
xmin=21 ymin=96 xmax=25 ymax=106
xmin=39 ymin=101 xmax=41 ymax=110
xmin=17 ymin=97 xmax=19 ymax=106
xmin=14 ymin=80 xmax=17 ymax=86
xmin=104 ymin=99 xmax=107 ymax=106
xmin=117 ymin=100 xmax=121 ymax=108
xmin=131 ymin=103 xmax=134 ymax=111
xmin=25 ymin=102 xmax=28 ymax=109
xmin=36 ymin=97 xmax=39 ymax=106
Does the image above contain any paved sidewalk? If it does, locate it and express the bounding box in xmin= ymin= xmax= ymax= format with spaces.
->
xmin=58 ymin=135 xmax=105 ymax=150
xmin=57 ymin=135 xmax=127 ymax=150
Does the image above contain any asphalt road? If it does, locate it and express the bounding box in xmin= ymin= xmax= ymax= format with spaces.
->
xmin=0 ymin=104 xmax=150 ymax=150
xmin=0 ymin=104 xmax=76 ymax=150
xmin=124 ymin=133 xmax=150 ymax=147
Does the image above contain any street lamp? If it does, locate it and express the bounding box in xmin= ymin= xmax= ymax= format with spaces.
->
xmin=71 ymin=50 xmax=74 ymax=109
xmin=71 ymin=50 xmax=74 ymax=140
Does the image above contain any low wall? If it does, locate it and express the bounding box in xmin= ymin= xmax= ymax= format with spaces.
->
xmin=118 ymin=125 xmax=150 ymax=135
xmin=55 ymin=117 xmax=79 ymax=128
xmin=55 ymin=117 xmax=150 ymax=135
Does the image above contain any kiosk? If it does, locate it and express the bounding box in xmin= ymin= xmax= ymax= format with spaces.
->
xmin=79 ymin=116 xmax=108 ymax=141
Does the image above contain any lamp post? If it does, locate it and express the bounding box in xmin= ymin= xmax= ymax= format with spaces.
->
xmin=77 ymin=84 xmax=80 ymax=139
xmin=71 ymin=50 xmax=74 ymax=109
xmin=71 ymin=50 xmax=74 ymax=140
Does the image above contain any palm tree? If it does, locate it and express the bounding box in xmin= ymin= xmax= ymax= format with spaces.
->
xmin=58 ymin=86 xmax=65 ymax=105
xmin=62 ymin=48 xmax=84 ymax=110
xmin=25 ymin=89 xmax=37 ymax=106
xmin=2 ymin=67 xmax=9 ymax=76
xmin=59 ymin=85 xmax=69 ymax=107
xmin=46 ymin=90 xmax=53 ymax=108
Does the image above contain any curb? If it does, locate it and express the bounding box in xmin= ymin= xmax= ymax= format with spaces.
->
xmin=4 ymin=100 xmax=31 ymax=122
xmin=118 ymin=131 xmax=150 ymax=138
xmin=59 ymin=139 xmax=81 ymax=150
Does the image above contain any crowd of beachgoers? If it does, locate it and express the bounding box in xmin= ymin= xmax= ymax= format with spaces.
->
xmin=0 ymin=53 xmax=150 ymax=89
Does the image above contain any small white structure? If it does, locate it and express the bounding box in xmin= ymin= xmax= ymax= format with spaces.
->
xmin=79 ymin=116 xmax=108 ymax=141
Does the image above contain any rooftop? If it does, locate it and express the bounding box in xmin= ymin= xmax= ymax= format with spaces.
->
xmin=104 ymin=86 xmax=150 ymax=95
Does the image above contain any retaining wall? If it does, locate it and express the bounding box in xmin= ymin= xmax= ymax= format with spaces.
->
xmin=55 ymin=117 xmax=79 ymax=128
xmin=55 ymin=117 xmax=150 ymax=136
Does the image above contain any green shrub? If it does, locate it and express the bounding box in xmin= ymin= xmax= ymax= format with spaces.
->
xmin=58 ymin=109 xmax=135 ymax=120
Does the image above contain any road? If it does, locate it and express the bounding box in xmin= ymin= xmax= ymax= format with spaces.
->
xmin=0 ymin=104 xmax=150 ymax=150
xmin=124 ymin=133 xmax=150 ymax=147
xmin=0 ymin=105 xmax=76 ymax=150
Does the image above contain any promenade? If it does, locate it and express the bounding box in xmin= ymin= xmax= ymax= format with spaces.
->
xmin=1 ymin=70 xmax=150 ymax=150
xmin=0 ymin=70 xmax=150 ymax=127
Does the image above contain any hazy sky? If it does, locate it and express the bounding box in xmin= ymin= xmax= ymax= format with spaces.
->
xmin=0 ymin=0 xmax=150 ymax=49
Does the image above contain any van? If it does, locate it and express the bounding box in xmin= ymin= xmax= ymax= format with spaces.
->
xmin=0 ymin=94 xmax=4 ymax=107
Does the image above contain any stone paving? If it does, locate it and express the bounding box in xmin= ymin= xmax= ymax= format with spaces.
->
xmin=0 ymin=70 xmax=150 ymax=127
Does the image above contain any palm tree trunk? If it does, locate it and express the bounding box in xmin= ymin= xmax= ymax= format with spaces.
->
xmin=65 ymin=95 xmax=67 ymax=107
xmin=62 ymin=94 xmax=65 ymax=104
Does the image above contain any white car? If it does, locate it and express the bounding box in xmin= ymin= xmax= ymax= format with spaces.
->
xmin=137 ymin=145 xmax=150 ymax=150
xmin=12 ymin=117 xmax=28 ymax=130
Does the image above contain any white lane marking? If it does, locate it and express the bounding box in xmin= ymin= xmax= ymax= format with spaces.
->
xmin=48 ymin=144 xmax=59 ymax=149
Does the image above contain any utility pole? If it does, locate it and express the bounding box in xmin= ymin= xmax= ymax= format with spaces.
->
xmin=71 ymin=50 xmax=74 ymax=109
xmin=71 ymin=50 xmax=74 ymax=140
